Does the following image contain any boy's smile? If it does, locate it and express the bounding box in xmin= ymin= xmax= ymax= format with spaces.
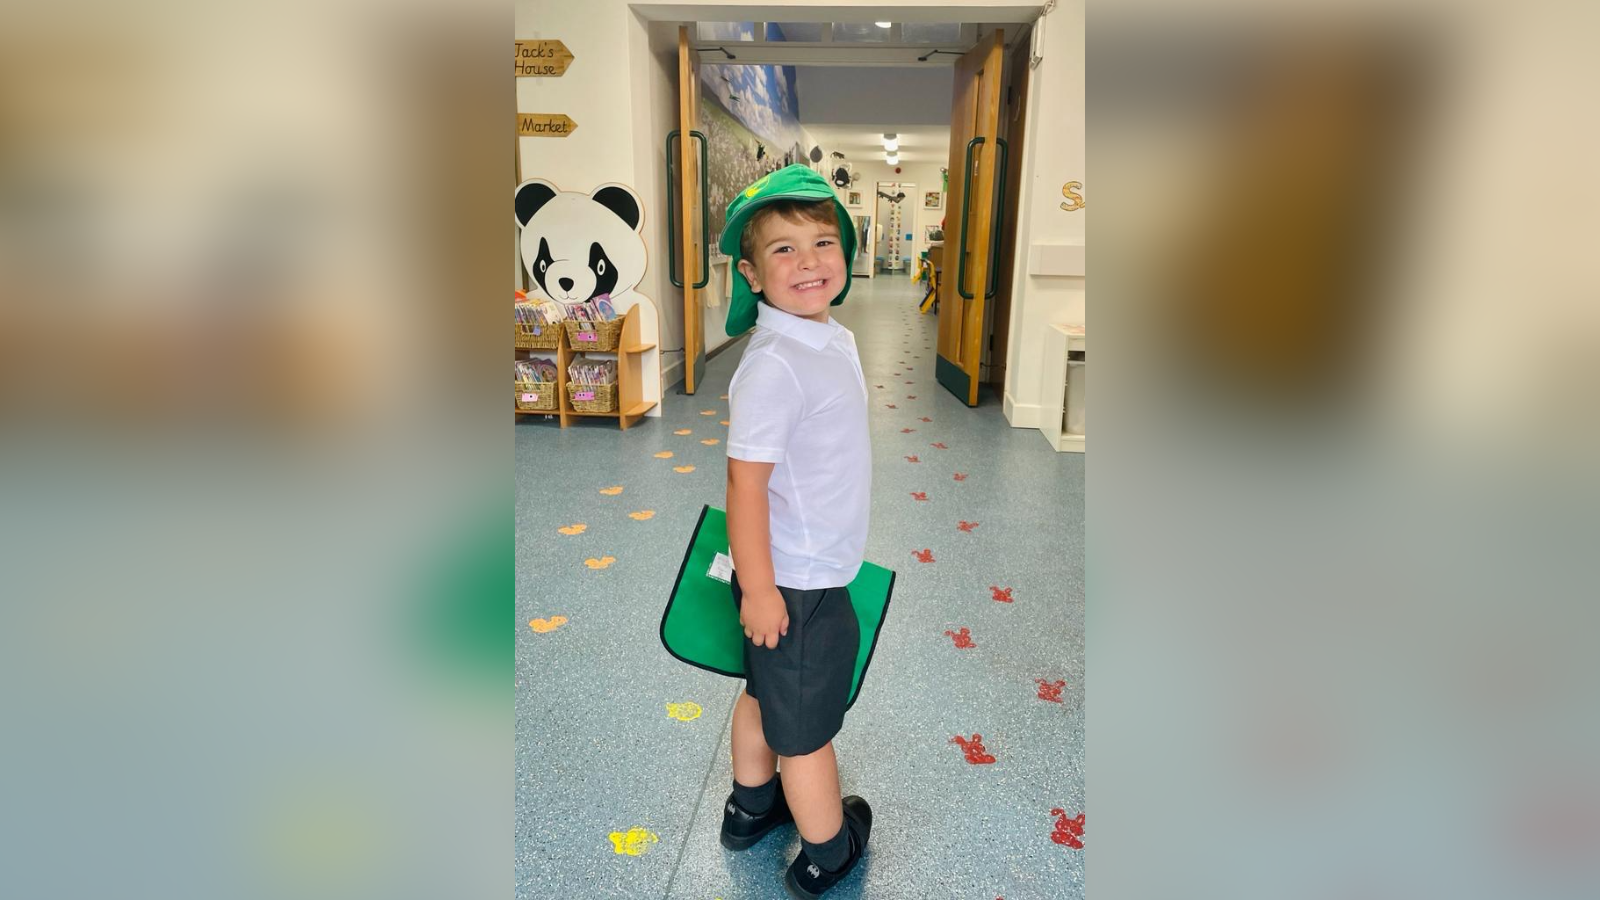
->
xmin=737 ymin=213 xmax=846 ymax=324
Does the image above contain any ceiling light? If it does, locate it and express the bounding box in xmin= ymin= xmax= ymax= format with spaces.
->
xmin=883 ymin=139 xmax=899 ymax=152
xmin=886 ymin=153 xmax=900 ymax=165
xmin=876 ymin=22 xmax=892 ymax=29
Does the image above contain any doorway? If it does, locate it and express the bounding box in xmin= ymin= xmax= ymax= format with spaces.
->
xmin=873 ymin=181 xmax=915 ymax=275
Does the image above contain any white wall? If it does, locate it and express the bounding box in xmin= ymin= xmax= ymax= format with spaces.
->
xmin=1002 ymin=0 xmax=1084 ymax=428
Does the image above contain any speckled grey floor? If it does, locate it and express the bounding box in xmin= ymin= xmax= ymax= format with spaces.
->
xmin=516 ymin=274 xmax=1084 ymax=899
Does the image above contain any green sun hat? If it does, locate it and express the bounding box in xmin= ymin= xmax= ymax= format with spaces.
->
xmin=720 ymin=164 xmax=857 ymax=336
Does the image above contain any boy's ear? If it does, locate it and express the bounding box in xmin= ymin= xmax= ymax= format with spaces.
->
xmin=736 ymin=258 xmax=761 ymax=292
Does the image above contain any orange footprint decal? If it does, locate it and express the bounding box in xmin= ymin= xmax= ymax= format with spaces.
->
xmin=912 ymin=549 xmax=935 ymax=563
xmin=673 ymin=465 xmax=696 ymax=473
xmin=674 ymin=429 xmax=692 ymax=436
xmin=700 ymin=439 xmax=720 ymax=446
xmin=700 ymin=409 xmax=717 ymax=416
xmin=600 ymin=486 xmax=624 ymax=495
xmin=528 ymin=616 xmax=568 ymax=633
xmin=653 ymin=451 xmax=673 ymax=459
xmin=628 ymin=511 xmax=655 ymax=521
xmin=607 ymin=827 xmax=660 ymax=856
xmin=957 ymin=521 xmax=979 ymax=532
xmin=719 ymin=420 xmax=730 ymax=426
xmin=719 ymin=394 xmax=729 ymax=400
xmin=584 ymin=556 xmax=617 ymax=569
xmin=558 ymin=523 xmax=587 ymax=535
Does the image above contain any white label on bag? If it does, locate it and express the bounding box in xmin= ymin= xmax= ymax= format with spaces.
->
xmin=707 ymin=552 xmax=735 ymax=584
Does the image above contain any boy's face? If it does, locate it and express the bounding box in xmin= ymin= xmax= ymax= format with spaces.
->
xmin=736 ymin=211 xmax=845 ymax=324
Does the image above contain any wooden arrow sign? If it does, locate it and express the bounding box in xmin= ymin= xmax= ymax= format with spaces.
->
xmin=516 ymin=40 xmax=574 ymax=77
xmin=517 ymin=113 xmax=577 ymax=137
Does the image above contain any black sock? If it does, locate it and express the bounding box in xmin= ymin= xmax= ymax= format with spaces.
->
xmin=731 ymin=774 xmax=777 ymax=815
xmin=803 ymin=821 xmax=852 ymax=873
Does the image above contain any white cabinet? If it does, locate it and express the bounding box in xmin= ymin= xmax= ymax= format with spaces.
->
xmin=1039 ymin=324 xmax=1085 ymax=453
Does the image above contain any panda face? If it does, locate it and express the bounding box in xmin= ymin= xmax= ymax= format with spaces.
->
xmin=530 ymin=237 xmax=619 ymax=303
xmin=516 ymin=181 xmax=646 ymax=308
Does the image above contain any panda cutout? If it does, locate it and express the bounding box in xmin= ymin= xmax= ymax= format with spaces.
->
xmin=516 ymin=179 xmax=661 ymax=418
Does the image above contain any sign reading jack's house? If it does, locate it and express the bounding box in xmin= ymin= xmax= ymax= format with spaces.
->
xmin=518 ymin=113 xmax=577 ymax=138
xmin=516 ymin=40 xmax=574 ymax=77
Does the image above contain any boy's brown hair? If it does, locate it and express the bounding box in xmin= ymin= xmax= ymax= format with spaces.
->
xmin=737 ymin=198 xmax=841 ymax=262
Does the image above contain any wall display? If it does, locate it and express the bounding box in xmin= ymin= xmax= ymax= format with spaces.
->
xmin=517 ymin=113 xmax=577 ymax=137
xmin=514 ymin=40 xmax=574 ymax=77
xmin=515 ymin=178 xmax=661 ymax=417
xmin=699 ymin=89 xmax=805 ymax=254
xmin=925 ymin=225 xmax=943 ymax=242
xmin=923 ymin=190 xmax=943 ymax=210
xmin=1061 ymin=180 xmax=1086 ymax=212
xmin=846 ymin=190 xmax=863 ymax=208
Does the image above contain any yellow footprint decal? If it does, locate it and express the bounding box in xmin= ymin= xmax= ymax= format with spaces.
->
xmin=700 ymin=409 xmax=717 ymax=416
xmin=665 ymin=702 xmax=703 ymax=721
xmin=673 ymin=465 xmax=696 ymax=474
xmin=607 ymin=827 xmax=659 ymax=856
xmin=700 ymin=439 xmax=720 ymax=446
xmin=629 ymin=510 xmax=655 ymax=521
xmin=674 ymin=429 xmax=692 ymax=436
xmin=654 ymin=451 xmax=674 ymax=459
xmin=584 ymin=556 xmax=617 ymax=569
xmin=557 ymin=523 xmax=587 ymax=536
xmin=599 ymin=486 xmax=624 ymax=496
xmin=528 ymin=616 xmax=567 ymax=633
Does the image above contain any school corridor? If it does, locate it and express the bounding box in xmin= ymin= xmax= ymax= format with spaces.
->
xmin=515 ymin=274 xmax=1085 ymax=899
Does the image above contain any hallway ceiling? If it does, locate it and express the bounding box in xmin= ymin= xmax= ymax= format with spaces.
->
xmin=802 ymin=124 xmax=952 ymax=166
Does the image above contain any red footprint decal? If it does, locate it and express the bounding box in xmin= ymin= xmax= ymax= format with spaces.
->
xmin=958 ymin=521 xmax=979 ymax=532
xmin=913 ymin=549 xmax=935 ymax=563
xmin=921 ymin=417 xmax=933 ymax=423
xmin=905 ymin=455 xmax=920 ymax=463
xmin=886 ymin=404 xmax=898 ymax=409
xmin=953 ymin=472 xmax=968 ymax=481
xmin=931 ymin=442 xmax=948 ymax=449
xmin=901 ymin=427 xmax=916 ymax=434
xmin=907 ymin=395 xmax=918 ymax=400
xmin=990 ymin=586 xmax=1014 ymax=603
xmin=1036 ymin=679 xmax=1066 ymax=703
xmin=905 ymin=381 xmax=914 ymax=385
xmin=910 ymin=492 xmax=929 ymax=501
xmin=950 ymin=733 xmax=997 ymax=765
xmin=1050 ymin=809 xmax=1085 ymax=849
xmin=944 ymin=627 xmax=976 ymax=648
xmin=875 ymin=384 xmax=885 ymax=389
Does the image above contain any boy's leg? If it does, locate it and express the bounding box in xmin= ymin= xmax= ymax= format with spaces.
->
xmin=778 ymin=741 xmax=843 ymax=843
xmin=731 ymin=691 xmax=778 ymax=787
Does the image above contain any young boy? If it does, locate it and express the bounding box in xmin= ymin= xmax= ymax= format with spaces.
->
xmin=718 ymin=165 xmax=872 ymax=899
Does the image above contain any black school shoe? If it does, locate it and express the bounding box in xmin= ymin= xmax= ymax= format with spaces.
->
xmin=719 ymin=779 xmax=795 ymax=850
xmin=784 ymin=795 xmax=872 ymax=900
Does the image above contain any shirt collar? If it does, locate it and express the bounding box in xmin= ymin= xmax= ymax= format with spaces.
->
xmin=755 ymin=302 xmax=839 ymax=351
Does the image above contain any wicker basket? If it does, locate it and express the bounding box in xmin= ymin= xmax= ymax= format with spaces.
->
xmin=514 ymin=379 xmax=557 ymax=413
xmin=515 ymin=320 xmax=561 ymax=350
xmin=563 ymin=318 xmax=624 ymax=352
xmin=568 ymin=382 xmax=618 ymax=414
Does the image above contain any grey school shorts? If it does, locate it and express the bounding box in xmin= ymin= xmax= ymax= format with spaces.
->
xmin=731 ymin=573 xmax=861 ymax=757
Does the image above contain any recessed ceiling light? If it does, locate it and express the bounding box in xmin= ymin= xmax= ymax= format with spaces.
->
xmin=876 ymin=22 xmax=892 ymax=29
xmin=883 ymin=139 xmax=899 ymax=152
xmin=886 ymin=154 xmax=900 ymax=165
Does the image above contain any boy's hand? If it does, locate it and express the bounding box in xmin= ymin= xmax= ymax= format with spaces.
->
xmin=740 ymin=585 xmax=789 ymax=649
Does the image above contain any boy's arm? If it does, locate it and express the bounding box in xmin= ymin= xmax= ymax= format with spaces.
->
xmin=727 ymin=457 xmax=789 ymax=649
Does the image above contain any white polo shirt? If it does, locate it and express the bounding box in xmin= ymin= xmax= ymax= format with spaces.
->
xmin=726 ymin=302 xmax=871 ymax=590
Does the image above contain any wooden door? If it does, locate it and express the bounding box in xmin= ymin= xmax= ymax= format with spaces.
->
xmin=936 ymin=30 xmax=1005 ymax=407
xmin=676 ymin=26 xmax=706 ymax=394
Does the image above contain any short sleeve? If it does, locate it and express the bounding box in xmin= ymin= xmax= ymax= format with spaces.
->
xmin=726 ymin=351 xmax=805 ymax=464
